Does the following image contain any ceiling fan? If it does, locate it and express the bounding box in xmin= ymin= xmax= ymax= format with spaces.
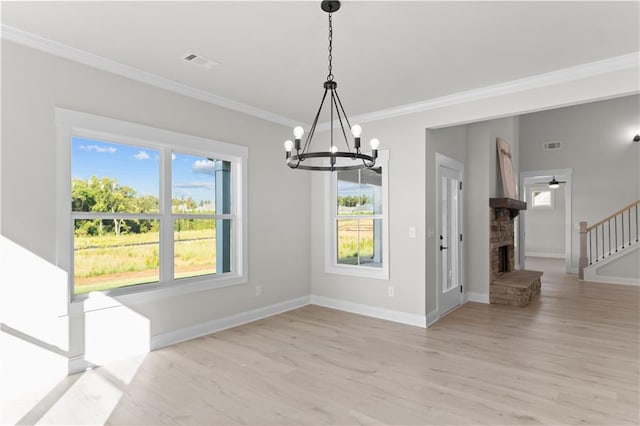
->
xmin=548 ymin=176 xmax=566 ymax=188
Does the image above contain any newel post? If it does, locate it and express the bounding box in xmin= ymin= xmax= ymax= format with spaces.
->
xmin=579 ymin=221 xmax=588 ymax=280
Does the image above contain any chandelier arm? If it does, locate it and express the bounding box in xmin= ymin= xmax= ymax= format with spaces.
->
xmin=333 ymin=89 xmax=352 ymax=130
xmin=330 ymin=90 xmax=335 ymax=150
xmin=332 ymin=91 xmax=351 ymax=152
xmin=303 ymin=88 xmax=329 ymax=153
xmin=361 ymin=157 xmax=376 ymax=169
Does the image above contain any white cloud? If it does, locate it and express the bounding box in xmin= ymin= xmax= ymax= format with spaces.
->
xmin=192 ymin=159 xmax=215 ymax=175
xmin=171 ymin=153 xmax=176 ymax=160
xmin=80 ymin=144 xmax=116 ymax=153
xmin=173 ymin=182 xmax=215 ymax=190
xmin=133 ymin=151 xmax=150 ymax=160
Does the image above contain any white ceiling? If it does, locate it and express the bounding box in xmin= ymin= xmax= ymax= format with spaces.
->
xmin=2 ymin=1 xmax=639 ymax=126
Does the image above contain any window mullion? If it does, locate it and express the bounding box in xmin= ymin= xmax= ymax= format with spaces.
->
xmin=160 ymin=147 xmax=173 ymax=282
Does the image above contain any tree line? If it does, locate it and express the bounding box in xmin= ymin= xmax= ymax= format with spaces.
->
xmin=338 ymin=195 xmax=371 ymax=207
xmin=72 ymin=176 xmax=213 ymax=237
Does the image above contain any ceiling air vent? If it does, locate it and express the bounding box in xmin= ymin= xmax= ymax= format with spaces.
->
xmin=543 ymin=141 xmax=562 ymax=151
xmin=183 ymin=52 xmax=219 ymax=69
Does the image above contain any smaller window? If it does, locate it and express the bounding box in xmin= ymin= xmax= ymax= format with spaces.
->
xmin=530 ymin=188 xmax=554 ymax=209
xmin=325 ymin=150 xmax=389 ymax=280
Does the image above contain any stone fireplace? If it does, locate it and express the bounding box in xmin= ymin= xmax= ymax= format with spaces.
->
xmin=489 ymin=198 xmax=542 ymax=307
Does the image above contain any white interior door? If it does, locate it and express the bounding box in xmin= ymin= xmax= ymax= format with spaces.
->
xmin=438 ymin=164 xmax=463 ymax=316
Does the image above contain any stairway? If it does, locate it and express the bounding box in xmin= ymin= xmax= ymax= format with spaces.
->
xmin=579 ymin=200 xmax=639 ymax=285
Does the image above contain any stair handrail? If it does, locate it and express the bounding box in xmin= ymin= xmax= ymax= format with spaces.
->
xmin=579 ymin=199 xmax=639 ymax=280
xmin=586 ymin=200 xmax=640 ymax=231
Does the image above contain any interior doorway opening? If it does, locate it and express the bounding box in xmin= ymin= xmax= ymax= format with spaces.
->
xmin=519 ymin=169 xmax=573 ymax=273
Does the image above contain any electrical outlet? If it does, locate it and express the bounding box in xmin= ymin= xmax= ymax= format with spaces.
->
xmin=255 ymin=285 xmax=262 ymax=296
xmin=388 ymin=286 xmax=395 ymax=297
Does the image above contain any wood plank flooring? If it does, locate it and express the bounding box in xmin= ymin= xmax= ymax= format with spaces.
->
xmin=41 ymin=259 xmax=640 ymax=424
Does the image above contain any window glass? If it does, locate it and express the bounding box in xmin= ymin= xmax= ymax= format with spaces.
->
xmin=337 ymin=218 xmax=382 ymax=267
xmin=337 ymin=168 xmax=382 ymax=216
xmin=174 ymin=218 xmax=217 ymax=279
xmin=73 ymin=218 xmax=160 ymax=294
xmin=172 ymin=153 xmax=217 ymax=214
xmin=532 ymin=190 xmax=552 ymax=207
xmin=71 ymin=137 xmax=159 ymax=213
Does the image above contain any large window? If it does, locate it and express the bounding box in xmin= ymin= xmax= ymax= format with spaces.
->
xmin=325 ymin=151 xmax=389 ymax=279
xmin=57 ymin=109 xmax=247 ymax=300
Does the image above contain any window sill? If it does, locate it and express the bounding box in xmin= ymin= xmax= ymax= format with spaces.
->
xmin=67 ymin=274 xmax=247 ymax=316
xmin=325 ymin=264 xmax=389 ymax=281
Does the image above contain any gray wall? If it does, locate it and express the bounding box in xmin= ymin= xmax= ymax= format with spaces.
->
xmin=465 ymin=117 xmax=520 ymax=298
xmin=2 ymin=35 xmax=637 ymax=362
xmin=1 ymin=41 xmax=310 ymax=359
xmin=309 ymin=66 xmax=636 ymax=322
xmin=426 ymin=126 xmax=467 ymax=315
xmin=519 ymin=95 xmax=640 ymax=269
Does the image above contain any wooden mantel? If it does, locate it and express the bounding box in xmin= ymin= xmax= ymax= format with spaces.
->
xmin=490 ymin=197 xmax=527 ymax=219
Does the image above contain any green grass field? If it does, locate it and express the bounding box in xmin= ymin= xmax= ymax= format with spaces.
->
xmin=74 ymin=228 xmax=216 ymax=294
xmin=337 ymin=219 xmax=375 ymax=265
xmin=74 ymin=220 xmax=380 ymax=294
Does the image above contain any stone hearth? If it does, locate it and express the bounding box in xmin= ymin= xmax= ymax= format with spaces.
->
xmin=489 ymin=198 xmax=542 ymax=307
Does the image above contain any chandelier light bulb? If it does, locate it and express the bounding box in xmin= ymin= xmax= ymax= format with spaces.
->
xmin=284 ymin=140 xmax=294 ymax=152
xmin=351 ymin=124 xmax=362 ymax=138
xmin=330 ymin=145 xmax=338 ymax=153
xmin=369 ymin=138 xmax=380 ymax=150
xmin=293 ymin=126 xmax=305 ymax=139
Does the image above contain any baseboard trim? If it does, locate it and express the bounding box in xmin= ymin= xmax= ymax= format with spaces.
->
xmin=151 ymin=295 xmax=311 ymax=351
xmin=465 ymin=292 xmax=490 ymax=304
xmin=310 ymin=295 xmax=426 ymax=328
xmin=426 ymin=309 xmax=440 ymax=327
xmin=526 ymin=252 xmax=565 ymax=259
xmin=68 ymin=356 xmax=97 ymax=375
xmin=582 ymin=276 xmax=640 ymax=286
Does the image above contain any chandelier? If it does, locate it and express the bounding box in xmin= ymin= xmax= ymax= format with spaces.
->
xmin=284 ymin=0 xmax=380 ymax=171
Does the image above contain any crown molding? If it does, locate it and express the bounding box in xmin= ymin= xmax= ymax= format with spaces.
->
xmin=317 ymin=51 xmax=640 ymax=131
xmin=3 ymin=25 xmax=637 ymax=131
xmin=1 ymin=25 xmax=301 ymax=128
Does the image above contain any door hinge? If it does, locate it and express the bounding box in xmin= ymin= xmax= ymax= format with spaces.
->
xmin=459 ymin=181 xmax=463 ymax=190
xmin=460 ymin=285 xmax=463 ymax=293
xmin=459 ymin=234 xmax=463 ymax=242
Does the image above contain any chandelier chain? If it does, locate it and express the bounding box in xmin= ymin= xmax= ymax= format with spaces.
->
xmin=327 ymin=13 xmax=333 ymax=81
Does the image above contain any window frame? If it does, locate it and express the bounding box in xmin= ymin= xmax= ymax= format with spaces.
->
xmin=324 ymin=150 xmax=389 ymax=280
xmin=56 ymin=108 xmax=248 ymax=308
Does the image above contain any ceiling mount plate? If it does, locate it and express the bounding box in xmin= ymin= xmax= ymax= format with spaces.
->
xmin=321 ymin=1 xmax=341 ymax=13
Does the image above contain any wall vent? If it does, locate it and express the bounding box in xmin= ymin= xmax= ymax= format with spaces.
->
xmin=183 ymin=52 xmax=219 ymax=69
xmin=543 ymin=141 xmax=562 ymax=151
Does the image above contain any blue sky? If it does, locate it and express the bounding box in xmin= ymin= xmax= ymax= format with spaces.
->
xmin=72 ymin=137 xmax=215 ymax=204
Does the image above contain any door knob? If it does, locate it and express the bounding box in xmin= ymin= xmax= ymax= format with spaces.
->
xmin=440 ymin=245 xmax=447 ymax=251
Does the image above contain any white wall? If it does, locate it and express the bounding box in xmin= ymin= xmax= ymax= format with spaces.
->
xmin=596 ymin=247 xmax=640 ymax=280
xmin=0 ymin=41 xmax=311 ymax=363
xmin=519 ymin=95 xmax=640 ymax=270
xmin=524 ymin=184 xmax=566 ymax=256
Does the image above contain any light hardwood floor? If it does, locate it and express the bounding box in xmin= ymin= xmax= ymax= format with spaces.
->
xmin=35 ymin=259 xmax=640 ymax=424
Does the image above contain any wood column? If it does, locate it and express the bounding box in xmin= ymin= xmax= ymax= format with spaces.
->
xmin=579 ymin=221 xmax=588 ymax=280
